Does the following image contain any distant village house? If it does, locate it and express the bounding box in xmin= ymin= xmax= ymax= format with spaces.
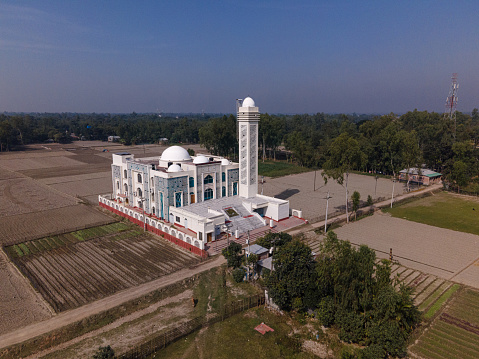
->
xmin=399 ymin=168 xmax=442 ymax=186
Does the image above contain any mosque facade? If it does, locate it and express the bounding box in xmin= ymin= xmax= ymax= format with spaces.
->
xmin=99 ymin=97 xmax=289 ymax=253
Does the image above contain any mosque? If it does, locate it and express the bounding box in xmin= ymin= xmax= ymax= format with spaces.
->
xmin=99 ymin=97 xmax=290 ymax=254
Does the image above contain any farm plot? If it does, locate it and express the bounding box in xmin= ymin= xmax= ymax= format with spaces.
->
xmin=47 ymin=175 xmax=111 ymax=199
xmin=6 ymin=225 xmax=201 ymax=312
xmin=0 ymin=177 xmax=76 ymax=217
xmin=0 ymin=155 xmax=85 ymax=172
xmin=410 ymin=288 xmax=479 ymax=359
xmin=0 ymin=205 xmax=114 ymax=246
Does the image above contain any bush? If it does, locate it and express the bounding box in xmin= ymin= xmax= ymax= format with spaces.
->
xmin=316 ymin=296 xmax=335 ymax=327
xmin=93 ymin=345 xmax=115 ymax=359
xmin=367 ymin=195 xmax=373 ymax=206
xmin=232 ymin=268 xmax=245 ymax=283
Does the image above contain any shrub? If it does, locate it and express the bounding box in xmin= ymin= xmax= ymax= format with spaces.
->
xmin=232 ymin=268 xmax=245 ymax=283
xmin=93 ymin=345 xmax=115 ymax=359
xmin=367 ymin=195 xmax=373 ymax=206
xmin=316 ymin=296 xmax=335 ymax=327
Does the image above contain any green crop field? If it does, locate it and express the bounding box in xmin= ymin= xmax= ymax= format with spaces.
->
xmin=411 ymin=288 xmax=479 ymax=359
xmin=383 ymin=191 xmax=479 ymax=235
xmin=258 ymin=160 xmax=312 ymax=178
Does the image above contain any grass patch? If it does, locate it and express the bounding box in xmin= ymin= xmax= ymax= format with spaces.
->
xmin=18 ymin=243 xmax=30 ymax=255
xmin=424 ymin=284 xmax=460 ymax=319
xmin=151 ymin=307 xmax=316 ymax=359
xmin=258 ymin=160 xmax=312 ymax=178
xmin=383 ymin=191 xmax=479 ymax=235
xmin=418 ymin=282 xmax=451 ymax=312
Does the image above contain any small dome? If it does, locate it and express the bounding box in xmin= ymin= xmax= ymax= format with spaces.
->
xmin=167 ymin=164 xmax=183 ymax=173
xmin=221 ymin=158 xmax=230 ymax=165
xmin=242 ymin=97 xmax=255 ymax=107
xmin=193 ymin=155 xmax=209 ymax=164
xmin=160 ymin=146 xmax=191 ymax=162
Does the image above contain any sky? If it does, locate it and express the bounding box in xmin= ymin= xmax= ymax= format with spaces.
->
xmin=1 ymin=0 xmax=478 ymax=114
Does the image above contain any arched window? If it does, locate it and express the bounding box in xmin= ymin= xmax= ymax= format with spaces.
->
xmin=151 ymin=192 xmax=155 ymax=201
xmin=137 ymin=188 xmax=142 ymax=198
xmin=204 ymin=188 xmax=213 ymax=200
xmin=124 ymin=183 xmax=128 ymax=194
xmin=204 ymin=174 xmax=213 ymax=184
xmin=222 ymin=172 xmax=226 ymax=182
xmin=116 ymin=181 xmax=120 ymax=189
xmin=222 ymin=186 xmax=226 ymax=197
xmin=137 ymin=173 xmax=142 ymax=183
xmin=152 ymin=207 xmax=155 ymax=215
xmin=124 ymin=169 xmax=127 ymax=178
xmin=189 ymin=177 xmax=194 ymax=188
xmin=233 ymin=182 xmax=238 ymax=196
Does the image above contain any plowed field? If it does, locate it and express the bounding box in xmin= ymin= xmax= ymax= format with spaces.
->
xmin=7 ymin=225 xmax=201 ymax=312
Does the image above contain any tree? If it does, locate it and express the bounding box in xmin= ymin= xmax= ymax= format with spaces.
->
xmin=221 ymin=242 xmax=243 ymax=268
xmin=351 ymin=191 xmax=360 ymax=220
xmin=265 ymin=239 xmax=316 ymax=311
xmin=246 ymin=253 xmax=259 ymax=279
xmin=255 ymin=232 xmax=292 ymax=249
xmin=322 ymin=133 xmax=366 ymax=223
xmin=232 ymin=268 xmax=245 ymax=283
xmin=199 ymin=115 xmax=237 ymax=158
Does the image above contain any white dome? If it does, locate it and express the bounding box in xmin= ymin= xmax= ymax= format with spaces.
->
xmin=242 ymin=97 xmax=255 ymax=107
xmin=221 ymin=158 xmax=230 ymax=165
xmin=167 ymin=164 xmax=183 ymax=173
xmin=160 ymin=146 xmax=191 ymax=162
xmin=193 ymin=155 xmax=209 ymax=164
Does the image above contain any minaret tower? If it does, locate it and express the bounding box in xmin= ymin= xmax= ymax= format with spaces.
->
xmin=237 ymin=97 xmax=259 ymax=198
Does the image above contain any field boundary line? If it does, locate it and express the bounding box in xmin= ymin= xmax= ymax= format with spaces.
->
xmin=0 ymin=247 xmax=55 ymax=316
xmin=448 ymin=254 xmax=479 ymax=282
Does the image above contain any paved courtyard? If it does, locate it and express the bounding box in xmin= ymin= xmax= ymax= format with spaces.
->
xmin=263 ymin=170 xmax=406 ymax=222
xmin=332 ymin=213 xmax=479 ymax=288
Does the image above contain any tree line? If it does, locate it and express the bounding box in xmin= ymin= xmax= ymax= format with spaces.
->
xmin=1 ymin=109 xmax=479 ymax=191
xmin=222 ymin=231 xmax=420 ymax=358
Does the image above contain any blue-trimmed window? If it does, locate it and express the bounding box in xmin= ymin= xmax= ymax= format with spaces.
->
xmin=175 ymin=192 xmax=182 ymax=207
xmin=222 ymin=172 xmax=225 ymax=182
xmin=222 ymin=186 xmax=226 ymax=197
xmin=189 ymin=177 xmax=194 ymax=187
xmin=233 ymin=182 xmax=238 ymax=195
xmin=137 ymin=173 xmax=142 ymax=183
xmin=204 ymin=174 xmax=213 ymax=184
xmin=204 ymin=188 xmax=213 ymax=200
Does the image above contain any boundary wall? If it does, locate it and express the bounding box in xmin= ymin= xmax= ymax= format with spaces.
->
xmin=98 ymin=196 xmax=208 ymax=258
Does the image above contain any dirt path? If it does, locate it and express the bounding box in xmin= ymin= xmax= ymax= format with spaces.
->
xmin=0 ymin=255 xmax=225 ymax=350
xmin=27 ymin=289 xmax=194 ymax=358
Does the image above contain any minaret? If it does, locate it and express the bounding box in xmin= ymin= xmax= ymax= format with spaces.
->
xmin=237 ymin=97 xmax=259 ymax=198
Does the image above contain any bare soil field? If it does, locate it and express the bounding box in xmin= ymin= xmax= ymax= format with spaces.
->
xmin=0 ymin=205 xmax=114 ymax=246
xmin=0 ymin=156 xmax=86 ymax=172
xmin=332 ymin=213 xmax=479 ymax=286
xmin=0 ymin=250 xmax=52 ymax=335
xmin=0 ymin=177 xmax=77 ymax=217
xmin=8 ymin=231 xmax=201 ymax=312
xmin=263 ymin=170 xmax=406 ymax=221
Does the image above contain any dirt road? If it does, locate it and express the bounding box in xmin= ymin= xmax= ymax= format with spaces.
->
xmin=0 ymin=255 xmax=225 ymax=350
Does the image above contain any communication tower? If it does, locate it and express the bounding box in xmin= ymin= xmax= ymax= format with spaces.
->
xmin=444 ymin=73 xmax=459 ymax=140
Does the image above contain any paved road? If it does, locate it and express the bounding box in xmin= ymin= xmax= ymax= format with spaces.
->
xmin=0 ymin=255 xmax=225 ymax=350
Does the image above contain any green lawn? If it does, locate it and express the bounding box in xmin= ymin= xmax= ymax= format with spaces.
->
xmin=383 ymin=191 xmax=479 ymax=235
xmin=258 ymin=160 xmax=312 ymax=178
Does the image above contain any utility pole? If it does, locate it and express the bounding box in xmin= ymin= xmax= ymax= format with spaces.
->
xmin=324 ymin=191 xmax=331 ymax=233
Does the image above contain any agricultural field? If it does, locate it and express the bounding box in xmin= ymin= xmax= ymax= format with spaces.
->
xmin=410 ymin=288 xmax=479 ymax=359
xmin=5 ymin=222 xmax=201 ymax=312
xmin=383 ymin=191 xmax=479 ymax=236
xmin=0 ymin=205 xmax=114 ymax=246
